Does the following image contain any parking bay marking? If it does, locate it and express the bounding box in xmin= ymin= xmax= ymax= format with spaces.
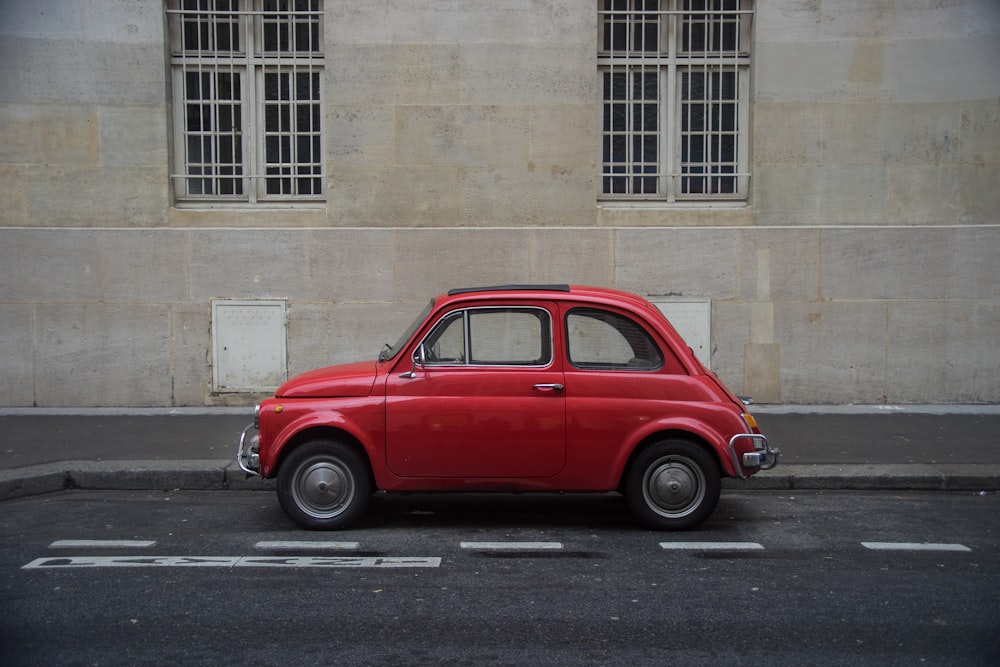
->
xmin=861 ymin=542 xmax=972 ymax=552
xmin=660 ymin=542 xmax=764 ymax=551
xmin=255 ymin=541 xmax=360 ymax=550
xmin=460 ymin=542 xmax=563 ymax=551
xmin=23 ymin=556 xmax=441 ymax=569
xmin=50 ymin=540 xmax=156 ymax=549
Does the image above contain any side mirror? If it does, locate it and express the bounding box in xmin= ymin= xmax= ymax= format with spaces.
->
xmin=400 ymin=344 xmax=427 ymax=379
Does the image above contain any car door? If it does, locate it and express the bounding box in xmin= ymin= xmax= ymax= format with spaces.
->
xmin=385 ymin=304 xmax=566 ymax=478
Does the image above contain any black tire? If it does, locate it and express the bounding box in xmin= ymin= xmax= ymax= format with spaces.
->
xmin=277 ymin=440 xmax=371 ymax=530
xmin=624 ymin=440 xmax=720 ymax=530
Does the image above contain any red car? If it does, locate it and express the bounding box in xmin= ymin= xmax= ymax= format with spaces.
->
xmin=238 ymin=285 xmax=778 ymax=530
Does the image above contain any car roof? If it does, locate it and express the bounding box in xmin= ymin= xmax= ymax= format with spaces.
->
xmin=440 ymin=284 xmax=662 ymax=313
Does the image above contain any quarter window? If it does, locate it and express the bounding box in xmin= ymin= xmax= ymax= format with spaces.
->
xmin=567 ymin=309 xmax=663 ymax=370
xmin=166 ymin=0 xmax=324 ymax=204
xmin=422 ymin=308 xmax=552 ymax=366
xmin=598 ymin=0 xmax=752 ymax=202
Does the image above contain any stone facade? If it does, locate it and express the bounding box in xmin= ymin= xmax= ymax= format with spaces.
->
xmin=0 ymin=0 xmax=997 ymax=406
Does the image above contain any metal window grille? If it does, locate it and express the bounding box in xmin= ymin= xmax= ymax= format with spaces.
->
xmin=167 ymin=0 xmax=323 ymax=203
xmin=598 ymin=0 xmax=752 ymax=202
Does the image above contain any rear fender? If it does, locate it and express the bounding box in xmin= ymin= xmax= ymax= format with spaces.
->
xmin=613 ymin=416 xmax=740 ymax=483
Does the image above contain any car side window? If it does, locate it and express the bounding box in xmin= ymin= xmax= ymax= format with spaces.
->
xmin=566 ymin=308 xmax=663 ymax=370
xmin=422 ymin=307 xmax=551 ymax=366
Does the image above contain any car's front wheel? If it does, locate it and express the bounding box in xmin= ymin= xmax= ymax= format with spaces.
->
xmin=277 ymin=440 xmax=371 ymax=530
xmin=624 ymin=440 xmax=720 ymax=530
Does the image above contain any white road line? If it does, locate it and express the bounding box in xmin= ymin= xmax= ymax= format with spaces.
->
xmin=659 ymin=542 xmax=765 ymax=550
xmin=460 ymin=541 xmax=563 ymax=551
xmin=50 ymin=540 xmax=156 ymax=549
xmin=23 ymin=556 xmax=441 ymax=569
xmin=861 ymin=542 xmax=972 ymax=552
xmin=254 ymin=541 xmax=360 ymax=550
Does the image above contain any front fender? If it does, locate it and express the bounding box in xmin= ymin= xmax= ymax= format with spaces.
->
xmin=258 ymin=400 xmax=383 ymax=477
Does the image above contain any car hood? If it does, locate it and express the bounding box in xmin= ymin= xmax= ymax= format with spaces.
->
xmin=274 ymin=360 xmax=378 ymax=398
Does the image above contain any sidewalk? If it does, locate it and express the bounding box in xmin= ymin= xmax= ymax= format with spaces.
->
xmin=2 ymin=406 xmax=999 ymax=501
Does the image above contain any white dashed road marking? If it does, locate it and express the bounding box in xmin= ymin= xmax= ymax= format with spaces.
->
xmin=659 ymin=542 xmax=764 ymax=550
xmin=50 ymin=540 xmax=156 ymax=549
xmin=861 ymin=542 xmax=972 ymax=552
xmin=254 ymin=541 xmax=360 ymax=550
xmin=460 ymin=542 xmax=563 ymax=551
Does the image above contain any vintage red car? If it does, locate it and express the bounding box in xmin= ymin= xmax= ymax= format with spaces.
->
xmin=238 ymin=284 xmax=778 ymax=530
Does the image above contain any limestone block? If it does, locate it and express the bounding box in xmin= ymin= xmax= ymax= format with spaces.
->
xmin=884 ymin=33 xmax=1000 ymax=103
xmin=287 ymin=302 xmax=333 ymax=376
xmin=329 ymin=302 xmax=426 ymax=365
xmin=596 ymin=206 xmax=752 ymax=228
xmin=529 ymin=105 xmax=597 ymax=169
xmin=753 ymin=102 xmax=823 ymax=165
xmin=615 ymin=228 xmax=739 ymax=300
xmin=187 ymin=230 xmax=312 ymax=301
xmin=326 ymin=44 xmax=464 ymax=105
xmin=102 ymin=230 xmax=189 ymax=303
xmin=821 ymin=103 xmax=884 ymax=165
xmin=755 ymin=41 xmax=865 ymax=103
xmin=736 ymin=228 xmax=821 ymax=302
xmin=879 ymin=102 xmax=961 ymax=164
xmin=0 ymin=104 xmax=99 ymax=164
xmin=25 ymin=165 xmax=168 ymax=227
xmin=167 ymin=207 xmax=326 ymax=228
xmin=326 ymin=105 xmax=395 ymax=165
xmin=951 ymin=227 xmax=1000 ymax=300
xmin=527 ymin=229 xmax=614 ymax=286
xmin=394 ymin=105 xmax=530 ymax=167
xmin=886 ymin=301 xmax=1000 ymax=403
xmin=754 ymin=0 xmax=821 ymax=43
xmin=459 ymin=165 xmax=597 ymax=227
xmin=170 ymin=302 xmax=211 ymax=407
xmin=774 ymin=301 xmax=887 ymax=404
xmin=887 ymin=165 xmax=965 ymax=225
xmin=35 ymin=303 xmax=172 ymax=406
xmin=99 ymin=105 xmax=167 ymax=167
xmin=0 ymin=228 xmax=101 ymax=302
xmin=815 ymin=164 xmax=888 ymax=225
xmin=818 ymin=0 xmax=995 ymax=41
xmin=744 ymin=342 xmax=782 ymax=404
xmin=960 ymin=98 xmax=1000 ymax=164
xmin=0 ymin=166 xmax=28 ymax=226
xmin=389 ymin=229 xmax=532 ymax=301
xmin=326 ymin=0 xmax=591 ymax=45
xmin=308 ymin=229 xmax=394 ymax=303
xmin=0 ymin=304 xmax=35 ymax=405
xmin=956 ymin=163 xmax=1000 ymax=225
xmin=464 ymin=44 xmax=595 ymax=105
xmin=0 ymin=0 xmax=162 ymax=43
xmin=752 ymin=165 xmax=821 ymax=226
xmin=12 ymin=38 xmax=165 ymax=105
xmin=821 ymin=227 xmax=954 ymax=300
xmin=711 ymin=302 xmax=750 ymax=395
xmin=327 ymin=164 xmax=465 ymax=227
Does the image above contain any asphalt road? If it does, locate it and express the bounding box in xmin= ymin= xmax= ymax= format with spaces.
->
xmin=2 ymin=489 xmax=998 ymax=666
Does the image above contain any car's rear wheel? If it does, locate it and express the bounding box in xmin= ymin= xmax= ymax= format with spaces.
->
xmin=277 ymin=440 xmax=371 ymax=530
xmin=625 ymin=440 xmax=720 ymax=530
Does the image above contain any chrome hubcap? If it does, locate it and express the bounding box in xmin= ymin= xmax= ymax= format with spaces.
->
xmin=293 ymin=460 xmax=354 ymax=519
xmin=643 ymin=456 xmax=705 ymax=518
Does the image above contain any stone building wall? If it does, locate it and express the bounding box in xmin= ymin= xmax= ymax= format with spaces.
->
xmin=0 ymin=0 xmax=997 ymax=407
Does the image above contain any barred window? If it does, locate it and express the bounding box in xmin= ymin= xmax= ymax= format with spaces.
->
xmin=167 ymin=1 xmax=323 ymax=204
xmin=598 ymin=1 xmax=752 ymax=202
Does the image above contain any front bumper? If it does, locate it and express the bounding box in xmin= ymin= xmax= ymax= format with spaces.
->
xmin=728 ymin=433 xmax=780 ymax=479
xmin=237 ymin=422 xmax=260 ymax=476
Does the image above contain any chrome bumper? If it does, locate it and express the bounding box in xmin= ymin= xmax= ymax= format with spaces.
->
xmin=728 ymin=433 xmax=780 ymax=479
xmin=236 ymin=422 xmax=260 ymax=476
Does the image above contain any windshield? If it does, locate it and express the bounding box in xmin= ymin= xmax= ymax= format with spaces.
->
xmin=379 ymin=299 xmax=434 ymax=361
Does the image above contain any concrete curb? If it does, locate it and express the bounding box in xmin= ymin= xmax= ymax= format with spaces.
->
xmin=2 ymin=461 xmax=998 ymax=501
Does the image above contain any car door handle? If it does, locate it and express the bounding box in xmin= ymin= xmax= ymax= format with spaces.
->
xmin=533 ymin=383 xmax=564 ymax=392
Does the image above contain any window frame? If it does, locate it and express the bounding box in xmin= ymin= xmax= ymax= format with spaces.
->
xmin=419 ymin=307 xmax=554 ymax=368
xmin=565 ymin=307 xmax=665 ymax=371
xmin=598 ymin=0 xmax=753 ymax=204
xmin=166 ymin=0 xmax=325 ymax=206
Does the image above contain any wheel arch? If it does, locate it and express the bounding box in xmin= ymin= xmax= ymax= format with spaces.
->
xmin=618 ymin=429 xmax=724 ymax=492
xmin=273 ymin=426 xmax=377 ymax=491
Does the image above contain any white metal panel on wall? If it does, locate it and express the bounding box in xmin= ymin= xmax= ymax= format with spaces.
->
xmin=652 ymin=300 xmax=711 ymax=369
xmin=212 ymin=300 xmax=287 ymax=392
